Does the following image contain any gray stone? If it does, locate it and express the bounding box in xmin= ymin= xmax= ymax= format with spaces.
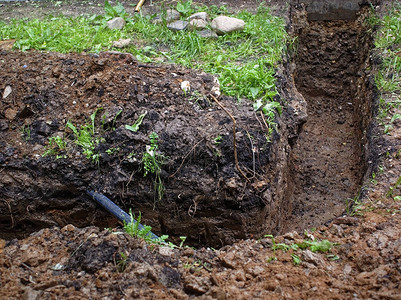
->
xmin=167 ymin=20 xmax=188 ymax=32
xmin=165 ymin=9 xmax=181 ymax=22
xmin=211 ymin=16 xmax=245 ymax=35
xmin=189 ymin=19 xmax=208 ymax=30
xmin=154 ymin=9 xmax=181 ymax=24
xmin=112 ymin=38 xmax=132 ymax=48
xmin=302 ymin=250 xmax=326 ymax=266
xmin=107 ymin=17 xmax=126 ymax=30
xmin=197 ymin=29 xmax=218 ymax=39
xmin=188 ymin=12 xmax=208 ymax=21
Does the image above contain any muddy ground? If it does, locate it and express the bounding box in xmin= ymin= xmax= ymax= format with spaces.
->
xmin=1 ymin=0 xmax=401 ymax=299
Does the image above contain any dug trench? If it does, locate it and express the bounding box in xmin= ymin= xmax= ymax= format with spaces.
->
xmin=0 ymin=7 xmax=376 ymax=248
xmin=283 ymin=5 xmax=377 ymax=232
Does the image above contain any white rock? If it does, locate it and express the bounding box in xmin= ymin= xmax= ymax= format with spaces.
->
xmin=211 ymin=16 xmax=245 ymax=35
xmin=3 ymin=85 xmax=12 ymax=98
xmin=112 ymin=38 xmax=132 ymax=48
xmin=107 ymin=17 xmax=126 ymax=30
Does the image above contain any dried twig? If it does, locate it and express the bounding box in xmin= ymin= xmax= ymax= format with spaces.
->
xmin=3 ymin=200 xmax=15 ymax=228
xmin=209 ymin=94 xmax=250 ymax=182
xmin=260 ymin=111 xmax=270 ymax=132
xmin=246 ymin=131 xmax=256 ymax=179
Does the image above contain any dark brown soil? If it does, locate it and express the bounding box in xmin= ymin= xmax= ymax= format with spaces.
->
xmin=284 ymin=8 xmax=375 ymax=231
xmin=0 ymin=50 xmax=291 ymax=247
xmin=1 ymin=1 xmax=401 ymax=299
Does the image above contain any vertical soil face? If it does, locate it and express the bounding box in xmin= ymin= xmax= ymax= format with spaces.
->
xmin=286 ymin=11 xmax=373 ymax=231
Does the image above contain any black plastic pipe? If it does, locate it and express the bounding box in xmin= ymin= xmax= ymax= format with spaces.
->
xmin=86 ymin=190 xmax=159 ymax=240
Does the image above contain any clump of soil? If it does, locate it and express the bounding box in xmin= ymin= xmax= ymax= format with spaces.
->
xmin=0 ymin=50 xmax=301 ymax=247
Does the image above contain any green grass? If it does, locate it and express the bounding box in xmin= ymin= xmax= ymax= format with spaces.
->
xmin=373 ymin=2 xmax=401 ymax=122
xmin=0 ymin=2 xmax=288 ymax=120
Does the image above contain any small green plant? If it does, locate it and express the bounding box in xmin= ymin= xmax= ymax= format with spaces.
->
xmin=106 ymin=147 xmax=120 ymax=155
xmin=295 ymin=239 xmax=335 ymax=253
xmin=142 ymin=132 xmax=165 ymax=203
xmin=264 ymin=234 xmax=336 ymax=261
xmin=43 ymin=136 xmax=67 ymax=158
xmin=183 ymin=259 xmax=211 ymax=273
xmin=125 ymin=111 xmax=147 ymax=132
xmin=21 ymin=125 xmax=31 ymax=141
xmin=291 ymin=253 xmax=301 ymax=266
xmin=116 ymin=252 xmax=129 ymax=272
xmin=104 ymin=0 xmax=129 ymax=21
xmin=345 ymin=191 xmax=364 ymax=216
xmin=66 ymin=109 xmax=104 ymax=164
xmin=387 ymin=175 xmax=401 ymax=198
xmin=123 ymin=210 xmax=179 ymax=247
xmin=179 ymin=236 xmax=187 ymax=248
xmin=124 ymin=210 xmax=155 ymax=242
xmin=213 ymin=135 xmax=223 ymax=145
xmin=176 ymin=0 xmax=194 ymax=17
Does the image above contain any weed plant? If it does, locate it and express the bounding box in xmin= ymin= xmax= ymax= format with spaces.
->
xmin=123 ymin=210 xmax=180 ymax=248
xmin=142 ymin=132 xmax=165 ymax=203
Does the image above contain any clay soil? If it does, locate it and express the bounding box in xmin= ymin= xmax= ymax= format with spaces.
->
xmin=1 ymin=1 xmax=401 ymax=299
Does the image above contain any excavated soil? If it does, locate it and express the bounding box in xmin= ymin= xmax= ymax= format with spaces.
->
xmin=1 ymin=0 xmax=401 ymax=299
xmin=0 ymin=50 xmax=289 ymax=247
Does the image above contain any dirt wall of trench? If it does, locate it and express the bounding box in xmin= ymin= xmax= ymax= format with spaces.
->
xmin=0 ymin=50 xmax=305 ymax=247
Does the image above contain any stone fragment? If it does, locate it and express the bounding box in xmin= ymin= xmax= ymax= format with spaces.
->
xmin=0 ymin=119 xmax=9 ymax=131
xmin=184 ymin=275 xmax=211 ymax=294
xmin=107 ymin=17 xmax=126 ymax=30
xmin=112 ymin=38 xmax=132 ymax=48
xmin=167 ymin=20 xmax=188 ymax=31
xmin=159 ymin=246 xmax=175 ymax=257
xmin=211 ymin=16 xmax=245 ymax=35
xmin=3 ymin=85 xmax=12 ymax=98
xmin=219 ymin=251 xmax=237 ymax=268
xmin=166 ymin=9 xmax=181 ymax=22
xmin=189 ymin=19 xmax=208 ymax=30
xmin=188 ymin=12 xmax=208 ymax=21
xmin=302 ymin=250 xmax=326 ymax=266
xmin=197 ymin=29 xmax=218 ymax=39
xmin=5 ymin=108 xmax=17 ymax=120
